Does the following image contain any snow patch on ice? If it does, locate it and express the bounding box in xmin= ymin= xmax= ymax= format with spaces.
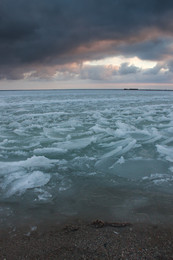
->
xmin=5 ymin=171 xmax=51 ymax=197
xmin=156 ymin=145 xmax=173 ymax=162
xmin=142 ymin=173 xmax=173 ymax=185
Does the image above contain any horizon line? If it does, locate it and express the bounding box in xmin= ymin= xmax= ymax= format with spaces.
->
xmin=1 ymin=88 xmax=173 ymax=92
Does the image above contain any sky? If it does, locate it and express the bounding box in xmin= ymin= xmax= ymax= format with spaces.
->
xmin=1 ymin=0 xmax=173 ymax=90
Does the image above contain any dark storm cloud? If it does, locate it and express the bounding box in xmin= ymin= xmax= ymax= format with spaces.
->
xmin=1 ymin=0 xmax=173 ymax=79
xmin=166 ymin=60 xmax=173 ymax=72
xmin=79 ymin=63 xmax=141 ymax=81
xmin=118 ymin=63 xmax=141 ymax=75
xmin=117 ymin=38 xmax=173 ymax=61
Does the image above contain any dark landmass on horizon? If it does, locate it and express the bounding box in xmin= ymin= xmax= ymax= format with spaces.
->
xmin=0 ymin=88 xmax=173 ymax=92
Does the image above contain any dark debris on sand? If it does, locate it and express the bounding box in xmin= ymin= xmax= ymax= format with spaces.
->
xmin=0 ymin=220 xmax=173 ymax=259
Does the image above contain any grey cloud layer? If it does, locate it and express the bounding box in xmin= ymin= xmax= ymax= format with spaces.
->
xmin=22 ymin=62 xmax=171 ymax=85
xmin=1 ymin=0 xmax=173 ymax=80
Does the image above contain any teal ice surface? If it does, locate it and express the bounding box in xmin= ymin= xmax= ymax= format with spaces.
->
xmin=0 ymin=89 xmax=173 ymax=226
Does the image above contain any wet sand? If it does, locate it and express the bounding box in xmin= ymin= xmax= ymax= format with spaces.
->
xmin=1 ymin=220 xmax=173 ymax=259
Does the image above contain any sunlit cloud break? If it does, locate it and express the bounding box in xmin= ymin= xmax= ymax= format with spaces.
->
xmin=1 ymin=0 xmax=173 ymax=89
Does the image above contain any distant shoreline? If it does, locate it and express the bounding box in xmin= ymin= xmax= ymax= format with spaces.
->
xmin=0 ymin=88 xmax=173 ymax=92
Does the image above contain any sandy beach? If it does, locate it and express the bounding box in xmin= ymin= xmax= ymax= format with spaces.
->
xmin=1 ymin=219 xmax=173 ymax=260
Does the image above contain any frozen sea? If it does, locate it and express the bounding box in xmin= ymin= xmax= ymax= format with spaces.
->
xmin=0 ymin=89 xmax=173 ymax=227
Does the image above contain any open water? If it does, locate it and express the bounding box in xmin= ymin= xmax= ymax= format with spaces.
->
xmin=0 ymin=89 xmax=173 ymax=227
